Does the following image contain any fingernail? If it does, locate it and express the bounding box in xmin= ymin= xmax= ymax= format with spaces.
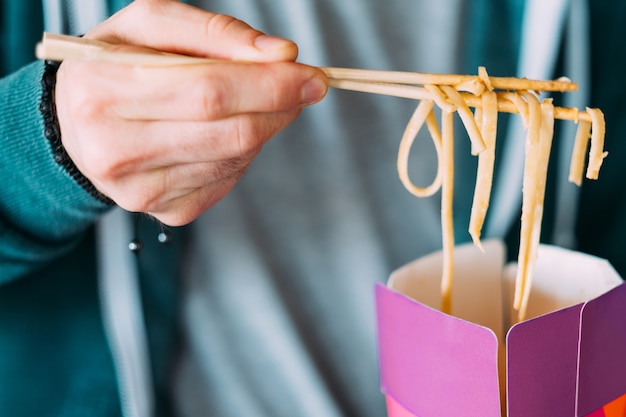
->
xmin=300 ymin=76 xmax=328 ymax=104
xmin=254 ymin=35 xmax=293 ymax=51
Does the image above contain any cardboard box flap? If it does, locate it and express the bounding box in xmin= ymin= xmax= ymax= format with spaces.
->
xmin=376 ymin=284 xmax=501 ymax=417
xmin=507 ymin=304 xmax=583 ymax=416
xmin=578 ymin=283 xmax=626 ymax=416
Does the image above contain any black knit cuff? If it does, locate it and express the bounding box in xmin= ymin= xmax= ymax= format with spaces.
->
xmin=40 ymin=60 xmax=115 ymax=206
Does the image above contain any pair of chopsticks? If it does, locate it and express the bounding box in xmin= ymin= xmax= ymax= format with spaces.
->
xmin=36 ymin=32 xmax=578 ymax=105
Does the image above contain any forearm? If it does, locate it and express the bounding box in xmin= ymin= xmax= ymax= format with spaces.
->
xmin=0 ymin=61 xmax=111 ymax=282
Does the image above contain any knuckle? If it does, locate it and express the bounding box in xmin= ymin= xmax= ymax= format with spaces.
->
xmin=115 ymin=181 xmax=161 ymax=214
xmin=80 ymin=143 xmax=126 ymax=181
xmin=204 ymin=14 xmax=241 ymax=38
xmin=234 ymin=117 xmax=263 ymax=156
xmin=198 ymin=78 xmax=229 ymax=120
xmin=65 ymin=86 xmax=108 ymax=122
xmin=58 ymin=65 xmax=114 ymax=121
xmin=72 ymin=104 xmax=108 ymax=132
xmin=233 ymin=113 xmax=294 ymax=157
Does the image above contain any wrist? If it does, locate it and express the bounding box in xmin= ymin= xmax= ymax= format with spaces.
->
xmin=40 ymin=60 xmax=115 ymax=206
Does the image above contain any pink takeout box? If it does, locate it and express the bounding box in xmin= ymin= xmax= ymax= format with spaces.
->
xmin=375 ymin=240 xmax=626 ymax=417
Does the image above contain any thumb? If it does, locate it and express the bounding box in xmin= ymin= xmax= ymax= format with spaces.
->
xmin=89 ymin=0 xmax=298 ymax=62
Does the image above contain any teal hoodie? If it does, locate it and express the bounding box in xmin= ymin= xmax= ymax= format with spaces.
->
xmin=0 ymin=2 xmax=181 ymax=416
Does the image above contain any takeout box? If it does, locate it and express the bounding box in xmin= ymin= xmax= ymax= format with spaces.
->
xmin=375 ymin=240 xmax=626 ymax=417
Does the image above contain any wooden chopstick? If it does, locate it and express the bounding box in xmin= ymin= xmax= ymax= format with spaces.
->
xmin=322 ymin=66 xmax=577 ymax=93
xmin=36 ymin=32 xmax=222 ymax=66
xmin=36 ymin=33 xmax=577 ymax=89
xmin=36 ymin=32 xmax=588 ymax=121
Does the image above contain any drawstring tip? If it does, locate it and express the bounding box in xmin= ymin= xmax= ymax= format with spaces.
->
xmin=128 ymin=239 xmax=143 ymax=253
xmin=128 ymin=214 xmax=173 ymax=253
xmin=157 ymin=229 xmax=173 ymax=244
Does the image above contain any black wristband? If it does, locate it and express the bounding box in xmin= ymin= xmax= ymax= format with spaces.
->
xmin=40 ymin=60 xmax=115 ymax=206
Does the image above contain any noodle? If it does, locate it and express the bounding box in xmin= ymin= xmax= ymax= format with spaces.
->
xmin=586 ymin=108 xmax=608 ymax=179
xmin=397 ymin=100 xmax=442 ymax=197
xmin=569 ymin=120 xmax=592 ymax=186
xmin=516 ymin=99 xmax=556 ymax=322
xmin=394 ymin=68 xmax=606 ymax=318
xmin=440 ymin=110 xmax=455 ymax=314
xmin=468 ymin=90 xmax=498 ymax=250
xmin=440 ymin=85 xmax=486 ymax=154
xmin=513 ymin=91 xmax=543 ymax=314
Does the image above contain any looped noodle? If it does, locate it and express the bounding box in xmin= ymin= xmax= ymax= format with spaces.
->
xmin=397 ymin=100 xmax=443 ymax=197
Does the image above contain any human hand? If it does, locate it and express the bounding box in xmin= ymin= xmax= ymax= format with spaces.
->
xmin=54 ymin=0 xmax=328 ymax=226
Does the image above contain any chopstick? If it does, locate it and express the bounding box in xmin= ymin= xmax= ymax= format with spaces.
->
xmin=36 ymin=33 xmax=223 ymax=66
xmin=36 ymin=32 xmax=587 ymax=121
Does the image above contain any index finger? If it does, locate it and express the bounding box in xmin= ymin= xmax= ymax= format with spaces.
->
xmin=86 ymin=59 xmax=329 ymax=121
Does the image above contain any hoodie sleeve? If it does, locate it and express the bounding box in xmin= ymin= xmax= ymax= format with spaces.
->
xmin=0 ymin=61 xmax=112 ymax=282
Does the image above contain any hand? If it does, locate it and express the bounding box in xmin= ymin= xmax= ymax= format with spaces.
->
xmin=54 ymin=0 xmax=328 ymax=226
